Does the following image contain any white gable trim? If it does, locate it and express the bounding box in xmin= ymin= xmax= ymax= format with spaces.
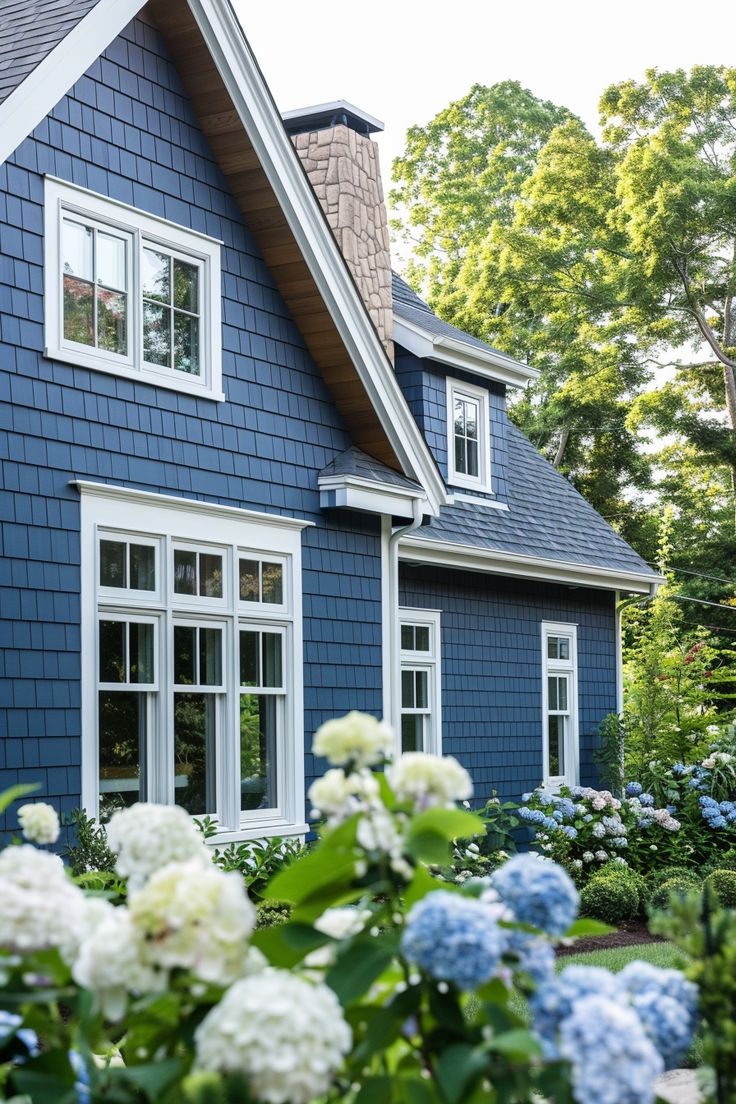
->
xmin=0 ymin=0 xmax=446 ymax=516
xmin=393 ymin=313 xmax=539 ymax=390
xmin=0 ymin=0 xmax=146 ymax=166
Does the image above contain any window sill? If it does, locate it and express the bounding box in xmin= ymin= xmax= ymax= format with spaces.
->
xmin=44 ymin=345 xmax=225 ymax=402
xmin=206 ymin=821 xmax=310 ymax=846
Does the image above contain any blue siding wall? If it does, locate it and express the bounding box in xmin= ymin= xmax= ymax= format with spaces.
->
xmin=400 ymin=565 xmax=617 ymax=801
xmin=394 ymin=349 xmax=509 ymax=503
xmin=0 ymin=16 xmax=383 ymax=826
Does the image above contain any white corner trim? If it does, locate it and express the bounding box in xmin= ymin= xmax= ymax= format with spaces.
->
xmin=72 ymin=480 xmax=315 ymax=531
xmin=393 ymin=313 xmax=539 ymax=390
xmin=0 ymin=0 xmax=147 ymax=166
xmin=187 ymin=0 xmax=446 ymax=515
xmin=399 ymin=535 xmax=662 ymax=594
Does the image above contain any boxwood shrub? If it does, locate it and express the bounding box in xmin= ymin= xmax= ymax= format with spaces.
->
xmin=580 ymin=866 xmax=647 ymax=924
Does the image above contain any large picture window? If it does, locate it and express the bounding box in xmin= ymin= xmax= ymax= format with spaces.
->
xmin=399 ymin=609 xmax=441 ymax=755
xmin=45 ymin=177 xmax=223 ymax=400
xmin=446 ymin=377 xmax=492 ymax=493
xmin=541 ymin=621 xmax=579 ymax=788
xmin=79 ymin=483 xmax=308 ymax=840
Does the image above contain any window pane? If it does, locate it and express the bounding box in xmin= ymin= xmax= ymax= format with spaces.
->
xmin=239 ymin=559 xmax=260 ymax=602
xmin=199 ymin=553 xmax=222 ymax=598
xmin=240 ymin=694 xmax=277 ymax=812
xmin=262 ymin=562 xmax=283 ymax=605
xmin=143 ymin=301 xmax=171 ymax=367
xmin=559 ymin=638 xmax=570 ymax=661
xmin=199 ymin=627 xmax=222 ymax=686
xmin=240 ymin=631 xmax=259 ymax=687
xmin=400 ymin=624 xmax=414 ymax=651
xmin=415 ymin=625 xmax=430 ymax=652
xmin=401 ymin=669 xmax=414 ymax=709
xmin=547 ymin=637 xmax=559 ymax=660
xmin=97 ymin=288 xmax=127 ymax=355
xmin=97 ymin=231 xmax=126 ymax=291
xmin=174 ymin=549 xmax=197 ymax=595
xmin=99 ymin=620 xmax=125 ymax=683
xmin=175 ymin=692 xmax=216 ymax=816
xmin=63 ymin=275 xmax=94 ymax=345
xmin=454 ymin=398 xmax=465 ymax=436
xmin=129 ymin=543 xmax=155 ymax=591
xmin=100 ymin=539 xmax=126 ymax=588
xmin=174 ymin=625 xmax=196 ymax=685
xmin=558 ymin=676 xmax=568 ymax=712
xmin=455 ymin=434 xmax=466 ymax=474
xmin=142 ymin=248 xmax=170 ymax=303
xmin=262 ymin=633 xmax=282 ymax=688
xmin=99 ymin=690 xmax=145 ymax=820
xmin=465 ymin=403 xmax=478 ymax=441
xmin=548 ymin=715 xmax=565 ymax=777
xmin=466 ymin=438 xmax=479 ymax=477
xmin=174 ymin=312 xmax=200 ymax=376
xmin=173 ymin=258 xmax=198 ymax=312
xmin=63 ymin=220 xmax=93 ymax=280
xmin=401 ymin=713 xmax=423 ymax=754
xmin=129 ymin=622 xmax=154 ymax=684
xmin=414 ymin=670 xmax=429 ymax=709
xmin=548 ymin=676 xmax=558 ymax=711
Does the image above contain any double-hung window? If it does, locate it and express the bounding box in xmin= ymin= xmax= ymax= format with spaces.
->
xmin=399 ymin=609 xmax=441 ymax=755
xmin=81 ymin=483 xmax=308 ymax=840
xmin=541 ymin=622 xmax=579 ymax=788
xmin=446 ymin=377 xmax=492 ymax=493
xmin=44 ymin=177 xmax=223 ymax=400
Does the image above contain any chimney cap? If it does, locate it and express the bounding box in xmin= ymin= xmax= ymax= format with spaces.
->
xmin=282 ymin=100 xmax=384 ymax=137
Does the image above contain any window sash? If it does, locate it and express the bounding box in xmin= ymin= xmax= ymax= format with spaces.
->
xmin=542 ymin=624 xmax=578 ymax=785
xmin=446 ymin=377 xmax=491 ymax=492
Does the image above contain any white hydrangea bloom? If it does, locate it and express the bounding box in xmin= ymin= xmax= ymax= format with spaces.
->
xmin=106 ymin=803 xmax=210 ymax=891
xmin=306 ymin=907 xmax=372 ymax=969
xmin=387 ymin=752 xmax=472 ymax=810
xmin=17 ymin=802 xmax=60 ymax=845
xmin=195 ymin=969 xmax=352 ymax=1104
xmin=129 ymin=859 xmax=256 ymax=985
xmin=312 ymin=711 xmax=393 ymax=769
xmin=0 ymin=845 xmax=89 ymax=962
xmin=74 ymin=905 xmax=163 ymax=1021
xmin=308 ymin=767 xmax=381 ymax=824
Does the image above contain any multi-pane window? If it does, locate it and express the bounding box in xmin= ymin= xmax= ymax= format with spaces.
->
xmin=446 ymin=377 xmax=492 ymax=492
xmin=399 ymin=610 xmax=441 ymax=755
xmin=81 ymin=486 xmax=306 ymax=839
xmin=45 ymin=178 xmax=222 ymax=400
xmin=542 ymin=623 xmax=578 ymax=787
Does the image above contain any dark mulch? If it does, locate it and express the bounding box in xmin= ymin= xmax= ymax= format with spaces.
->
xmin=557 ymin=921 xmax=664 ymax=957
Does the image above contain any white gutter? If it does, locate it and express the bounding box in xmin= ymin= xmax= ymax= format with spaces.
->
xmin=385 ymin=500 xmax=424 ymax=732
xmin=393 ymin=314 xmax=539 ymax=390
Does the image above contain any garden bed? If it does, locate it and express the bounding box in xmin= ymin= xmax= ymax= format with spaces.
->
xmin=557 ymin=920 xmax=664 ymax=956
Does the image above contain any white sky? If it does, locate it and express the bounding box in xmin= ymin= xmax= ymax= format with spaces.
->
xmin=234 ymin=0 xmax=735 ymax=200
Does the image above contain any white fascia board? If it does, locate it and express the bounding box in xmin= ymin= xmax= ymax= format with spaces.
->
xmin=399 ymin=534 xmax=663 ymax=595
xmin=319 ymin=475 xmax=426 ymax=520
xmin=73 ymin=480 xmax=315 ymax=532
xmin=189 ymin=0 xmax=447 ymax=516
xmin=393 ymin=314 xmax=539 ymax=389
xmin=0 ymin=0 xmax=147 ymax=166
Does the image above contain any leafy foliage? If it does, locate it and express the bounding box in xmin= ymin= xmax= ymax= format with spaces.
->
xmin=580 ymin=867 xmax=646 ymax=924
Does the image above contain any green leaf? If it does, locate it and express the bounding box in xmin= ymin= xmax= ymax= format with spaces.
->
xmin=404 ymin=828 xmax=453 ymax=865
xmin=0 ymin=782 xmax=40 ymax=815
xmin=326 ymin=935 xmax=398 ymax=1005
xmin=489 ymin=1028 xmax=543 ymax=1059
xmin=565 ymin=918 xmax=614 ymax=937
xmin=266 ymin=817 xmax=358 ymax=908
xmin=108 ymin=1057 xmax=184 ymax=1100
xmin=436 ymin=1044 xmax=488 ymax=1104
xmin=409 ymin=808 xmax=485 ymax=844
xmin=405 ymin=862 xmax=442 ymax=906
xmin=355 ymin=1076 xmax=393 ymax=1104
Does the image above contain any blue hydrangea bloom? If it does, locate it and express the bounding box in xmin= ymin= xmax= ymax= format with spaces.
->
xmin=531 ymin=965 xmax=624 ymax=1055
xmin=559 ymin=995 xmax=664 ymax=1104
xmin=561 ymin=825 xmax=578 ymax=840
xmin=537 ymin=791 xmax=554 ymax=807
xmin=401 ymin=891 xmax=505 ymax=990
xmin=611 ymin=837 xmax=628 ymax=847
xmin=672 ymin=762 xmax=685 ymax=776
xmin=492 ymin=855 xmax=579 ymax=936
xmin=554 ymin=797 xmax=576 ymax=821
xmin=553 ymin=809 xmax=564 ymax=822
xmin=625 ymin=782 xmax=643 ymax=797
xmin=506 ymin=929 xmax=555 ymax=986
xmin=632 ymin=992 xmax=694 ymax=1070
xmin=618 ymin=961 xmax=698 ymax=1021
xmin=583 ymin=813 xmax=593 ymax=822
xmin=519 ymin=807 xmax=546 ymax=825
xmin=0 ymin=1010 xmax=38 ymax=1059
xmin=639 ymin=793 xmax=654 ymax=806
xmin=69 ymin=1050 xmax=91 ymax=1104
xmin=542 ymin=816 xmax=558 ymax=831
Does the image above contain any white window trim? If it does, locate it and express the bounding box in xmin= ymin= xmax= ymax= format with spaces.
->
xmin=44 ymin=176 xmax=224 ymax=401
xmin=398 ymin=607 xmax=442 ymax=757
xmin=446 ymin=376 xmax=493 ymax=494
xmin=541 ymin=621 xmax=579 ymax=790
xmin=79 ymin=483 xmax=309 ymax=841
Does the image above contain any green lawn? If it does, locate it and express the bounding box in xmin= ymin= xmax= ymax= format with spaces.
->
xmin=558 ymin=940 xmax=688 ymax=972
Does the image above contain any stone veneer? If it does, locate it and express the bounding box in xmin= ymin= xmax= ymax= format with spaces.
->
xmin=292 ymin=124 xmax=394 ymax=360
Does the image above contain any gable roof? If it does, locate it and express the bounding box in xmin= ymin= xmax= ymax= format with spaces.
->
xmin=392 ymin=273 xmax=538 ymax=389
xmin=401 ymin=421 xmax=660 ymax=593
xmin=0 ymin=0 xmax=446 ymax=515
xmin=0 ymin=0 xmax=98 ymax=107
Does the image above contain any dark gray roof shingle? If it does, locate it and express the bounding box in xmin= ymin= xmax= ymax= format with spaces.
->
xmin=392 ymin=272 xmax=516 ymax=362
xmin=415 ymin=422 xmax=656 ymax=578
xmin=319 ymin=446 xmax=423 ymax=492
xmin=0 ymin=0 xmax=100 ymax=107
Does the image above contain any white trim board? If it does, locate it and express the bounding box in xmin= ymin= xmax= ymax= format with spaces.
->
xmin=399 ymin=534 xmax=662 ymax=595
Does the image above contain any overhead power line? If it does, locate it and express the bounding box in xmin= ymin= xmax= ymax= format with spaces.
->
xmin=672 ymin=594 xmax=736 ymax=612
xmin=646 ymin=562 xmax=736 ymax=587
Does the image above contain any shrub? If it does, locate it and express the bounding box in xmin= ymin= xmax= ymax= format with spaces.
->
xmin=704 ymin=869 xmax=736 ymax=907
xmin=580 ymin=867 xmax=646 ymax=924
xmin=64 ymin=808 xmax=116 ymax=876
xmin=649 ymin=874 xmax=702 ymax=912
xmin=255 ymin=901 xmax=292 ymax=928
xmin=646 ymin=865 xmax=699 ymax=895
xmin=702 ymin=847 xmax=736 ymax=878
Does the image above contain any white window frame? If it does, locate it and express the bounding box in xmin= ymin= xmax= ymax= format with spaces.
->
xmin=44 ymin=176 xmax=224 ymax=401
xmin=79 ymin=482 xmax=310 ymax=842
xmin=398 ymin=608 xmax=442 ymax=756
xmin=541 ymin=621 xmax=579 ymax=789
xmin=446 ymin=376 xmax=492 ymax=493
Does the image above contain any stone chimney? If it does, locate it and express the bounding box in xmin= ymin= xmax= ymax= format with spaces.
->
xmin=283 ymin=101 xmax=393 ymax=361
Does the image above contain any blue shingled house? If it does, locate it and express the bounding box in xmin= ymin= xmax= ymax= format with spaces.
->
xmin=0 ymin=0 xmax=659 ymax=841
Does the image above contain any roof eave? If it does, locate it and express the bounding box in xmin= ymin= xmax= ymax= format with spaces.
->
xmin=393 ymin=314 xmax=539 ymax=389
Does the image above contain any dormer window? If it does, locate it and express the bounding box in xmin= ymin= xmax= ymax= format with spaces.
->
xmin=446 ymin=377 xmax=492 ymax=493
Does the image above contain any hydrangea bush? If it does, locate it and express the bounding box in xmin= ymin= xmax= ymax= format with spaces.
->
xmin=0 ymin=713 xmax=701 ymax=1104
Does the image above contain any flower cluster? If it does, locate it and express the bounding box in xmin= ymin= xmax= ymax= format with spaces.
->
xmin=700 ymin=795 xmax=736 ymax=830
xmin=0 ymin=845 xmax=91 ymax=963
xmin=387 ymin=752 xmax=472 ymax=810
xmin=17 ymin=801 xmax=60 ymax=845
xmin=401 ymin=891 xmax=507 ymax=989
xmin=106 ymin=803 xmax=211 ymax=891
xmin=559 ymin=996 xmax=663 ymax=1104
xmin=491 ymin=853 xmax=578 ymax=936
xmin=312 ymin=711 xmax=393 ymax=769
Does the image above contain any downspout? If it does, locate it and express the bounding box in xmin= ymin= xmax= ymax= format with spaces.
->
xmin=386 ymin=498 xmax=424 ymax=735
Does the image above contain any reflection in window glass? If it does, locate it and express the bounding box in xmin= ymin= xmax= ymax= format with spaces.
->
xmin=129 ymin=544 xmax=155 ymax=591
xmin=129 ymin=622 xmax=154 ymax=684
xmin=174 ymin=625 xmax=196 ymax=685
xmin=239 ymin=558 xmax=283 ymax=604
xmin=100 ymin=540 xmax=126 ymax=588
xmin=142 ymin=248 xmax=201 ymax=377
xmin=240 ymin=694 xmax=277 ymax=811
xmin=175 ymin=692 xmax=216 ymax=816
xmin=174 ymin=549 xmax=197 ymax=595
xmin=199 ymin=627 xmax=222 ymax=686
xmin=240 ymin=630 xmax=259 ymax=687
xmin=99 ymin=690 xmax=146 ymax=820
xmin=200 ymin=553 xmax=223 ymax=598
xmin=548 ymin=715 xmax=565 ymax=777
xmin=401 ymin=713 xmax=423 ymax=753
xmin=262 ymin=562 xmax=283 ymax=604
xmin=99 ymin=620 xmax=125 ymax=683
xmin=239 ymin=560 xmax=259 ymax=602
xmin=262 ymin=633 xmax=282 ymax=688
